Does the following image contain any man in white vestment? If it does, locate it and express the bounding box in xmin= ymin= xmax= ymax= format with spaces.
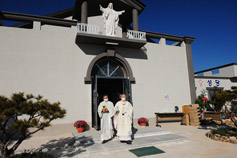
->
xmin=114 ymin=94 xmax=133 ymax=144
xmin=98 ymin=95 xmax=115 ymax=143
xmin=100 ymin=3 xmax=125 ymax=36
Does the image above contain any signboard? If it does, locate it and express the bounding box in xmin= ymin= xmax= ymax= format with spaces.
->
xmin=164 ymin=94 xmax=170 ymax=102
xmin=207 ymin=80 xmax=220 ymax=87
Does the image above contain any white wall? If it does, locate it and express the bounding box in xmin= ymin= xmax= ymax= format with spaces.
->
xmin=0 ymin=22 xmax=192 ymax=124
xmin=116 ymin=43 xmax=191 ymax=119
xmin=202 ymin=65 xmax=235 ymax=78
xmin=195 ymin=77 xmax=237 ymax=98
xmin=234 ymin=65 xmax=237 ymax=76
xmin=0 ymin=26 xmax=106 ymax=124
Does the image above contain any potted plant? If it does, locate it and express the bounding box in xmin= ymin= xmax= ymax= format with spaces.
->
xmin=74 ymin=120 xmax=87 ymax=132
xmin=138 ymin=117 xmax=149 ymax=127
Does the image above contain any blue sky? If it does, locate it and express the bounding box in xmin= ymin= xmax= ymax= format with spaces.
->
xmin=1 ymin=0 xmax=236 ymax=72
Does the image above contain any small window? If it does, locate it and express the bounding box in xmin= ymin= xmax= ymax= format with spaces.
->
xmin=212 ymin=69 xmax=219 ymax=75
xmin=198 ymin=73 xmax=204 ymax=76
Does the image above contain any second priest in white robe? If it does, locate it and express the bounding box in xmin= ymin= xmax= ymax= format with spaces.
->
xmin=114 ymin=94 xmax=133 ymax=142
xmin=98 ymin=98 xmax=115 ymax=142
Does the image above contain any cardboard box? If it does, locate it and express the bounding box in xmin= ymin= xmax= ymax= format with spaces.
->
xmin=182 ymin=105 xmax=191 ymax=114
xmin=182 ymin=114 xmax=189 ymax=126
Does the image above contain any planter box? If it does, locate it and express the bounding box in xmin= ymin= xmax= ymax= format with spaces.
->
xmin=204 ymin=112 xmax=221 ymax=121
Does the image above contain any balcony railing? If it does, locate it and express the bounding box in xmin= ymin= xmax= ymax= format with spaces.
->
xmin=77 ymin=23 xmax=100 ymax=35
xmin=127 ymin=30 xmax=146 ymax=41
xmin=76 ymin=23 xmax=146 ymax=41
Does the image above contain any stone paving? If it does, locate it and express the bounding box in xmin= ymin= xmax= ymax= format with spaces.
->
xmin=15 ymin=122 xmax=237 ymax=158
xmin=72 ymin=127 xmax=187 ymax=154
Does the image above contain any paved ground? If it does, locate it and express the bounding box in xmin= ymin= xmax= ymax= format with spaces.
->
xmin=16 ymin=122 xmax=237 ymax=158
xmin=72 ymin=127 xmax=186 ymax=154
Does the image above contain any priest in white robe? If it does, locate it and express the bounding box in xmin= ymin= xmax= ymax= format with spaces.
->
xmin=114 ymin=94 xmax=133 ymax=144
xmin=98 ymin=95 xmax=116 ymax=143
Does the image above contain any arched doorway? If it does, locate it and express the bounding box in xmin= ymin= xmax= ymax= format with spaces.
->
xmin=91 ymin=57 xmax=132 ymax=130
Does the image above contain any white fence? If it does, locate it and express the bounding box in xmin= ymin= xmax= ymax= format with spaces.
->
xmin=77 ymin=23 xmax=146 ymax=41
xmin=77 ymin=23 xmax=100 ymax=35
xmin=127 ymin=30 xmax=146 ymax=41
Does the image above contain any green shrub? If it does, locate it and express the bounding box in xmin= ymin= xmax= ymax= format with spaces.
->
xmin=211 ymin=128 xmax=237 ymax=137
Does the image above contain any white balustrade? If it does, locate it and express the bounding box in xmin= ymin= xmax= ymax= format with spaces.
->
xmin=127 ymin=30 xmax=146 ymax=41
xmin=77 ymin=23 xmax=100 ymax=35
xmin=77 ymin=23 xmax=146 ymax=41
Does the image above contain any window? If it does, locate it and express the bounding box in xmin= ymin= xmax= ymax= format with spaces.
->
xmin=92 ymin=60 xmax=124 ymax=78
xmin=212 ymin=69 xmax=219 ymax=75
xmin=197 ymin=73 xmax=204 ymax=76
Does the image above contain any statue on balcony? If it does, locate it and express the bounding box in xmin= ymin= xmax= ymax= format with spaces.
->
xmin=100 ymin=3 xmax=125 ymax=36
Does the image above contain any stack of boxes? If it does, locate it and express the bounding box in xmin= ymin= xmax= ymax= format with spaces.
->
xmin=189 ymin=104 xmax=200 ymax=126
xmin=182 ymin=104 xmax=200 ymax=126
xmin=182 ymin=105 xmax=190 ymax=126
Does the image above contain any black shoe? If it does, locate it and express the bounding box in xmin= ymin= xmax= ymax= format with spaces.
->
xmin=101 ymin=140 xmax=106 ymax=144
xmin=127 ymin=141 xmax=132 ymax=145
xmin=120 ymin=141 xmax=126 ymax=143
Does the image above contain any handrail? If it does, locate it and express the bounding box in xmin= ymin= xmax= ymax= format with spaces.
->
xmin=77 ymin=23 xmax=100 ymax=35
xmin=127 ymin=30 xmax=146 ymax=41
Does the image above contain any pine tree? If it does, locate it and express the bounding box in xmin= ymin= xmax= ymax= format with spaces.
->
xmin=212 ymin=86 xmax=237 ymax=127
xmin=0 ymin=92 xmax=66 ymax=157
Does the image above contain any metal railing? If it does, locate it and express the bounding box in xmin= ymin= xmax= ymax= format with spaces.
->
xmin=77 ymin=23 xmax=100 ymax=35
xmin=127 ymin=30 xmax=146 ymax=41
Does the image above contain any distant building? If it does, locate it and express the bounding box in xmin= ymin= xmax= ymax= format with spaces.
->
xmin=0 ymin=0 xmax=196 ymax=129
xmin=195 ymin=63 xmax=237 ymax=100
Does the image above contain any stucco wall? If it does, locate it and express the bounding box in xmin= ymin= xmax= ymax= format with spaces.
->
xmin=202 ymin=65 xmax=235 ymax=78
xmin=234 ymin=65 xmax=237 ymax=76
xmin=0 ymin=26 xmax=106 ymax=124
xmin=116 ymin=43 xmax=191 ymax=118
xmin=0 ymin=24 xmax=192 ymax=124
xmin=195 ymin=77 xmax=237 ymax=98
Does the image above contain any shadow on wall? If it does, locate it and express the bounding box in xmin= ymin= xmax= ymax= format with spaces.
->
xmin=116 ymin=46 xmax=148 ymax=60
xmin=77 ymin=43 xmax=107 ymax=56
xmin=77 ymin=43 xmax=148 ymax=60
xmin=39 ymin=136 xmax=94 ymax=157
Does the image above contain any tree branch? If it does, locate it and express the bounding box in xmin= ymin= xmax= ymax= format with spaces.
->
xmin=0 ymin=120 xmax=11 ymax=139
xmin=10 ymin=119 xmax=53 ymax=152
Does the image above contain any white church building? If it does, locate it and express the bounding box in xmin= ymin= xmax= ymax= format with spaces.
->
xmin=0 ymin=0 xmax=196 ymax=129
xmin=195 ymin=63 xmax=237 ymax=100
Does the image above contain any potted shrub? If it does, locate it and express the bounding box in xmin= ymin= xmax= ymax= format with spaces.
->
xmin=138 ymin=117 xmax=149 ymax=127
xmin=74 ymin=120 xmax=87 ymax=132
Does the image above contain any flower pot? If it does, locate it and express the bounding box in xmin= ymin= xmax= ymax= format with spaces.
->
xmin=77 ymin=127 xmax=85 ymax=133
xmin=140 ymin=122 xmax=146 ymax=126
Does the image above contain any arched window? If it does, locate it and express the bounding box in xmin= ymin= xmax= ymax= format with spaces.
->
xmin=92 ymin=59 xmax=124 ymax=78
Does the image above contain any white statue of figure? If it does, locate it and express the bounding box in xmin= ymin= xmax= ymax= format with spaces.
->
xmin=100 ymin=3 xmax=125 ymax=36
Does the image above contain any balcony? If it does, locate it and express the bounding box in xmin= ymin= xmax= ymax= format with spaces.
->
xmin=75 ymin=23 xmax=147 ymax=49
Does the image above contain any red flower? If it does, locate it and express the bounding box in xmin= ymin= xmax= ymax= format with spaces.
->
xmin=138 ymin=117 xmax=149 ymax=124
xmin=202 ymin=97 xmax=207 ymax=102
xmin=74 ymin=120 xmax=87 ymax=128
